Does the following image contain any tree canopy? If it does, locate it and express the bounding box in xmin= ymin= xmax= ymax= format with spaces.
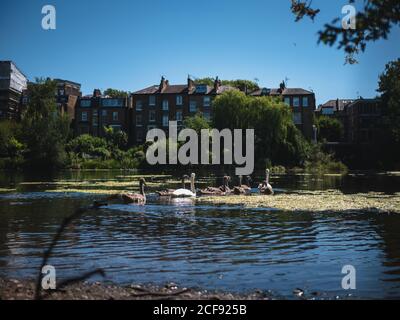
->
xmin=291 ymin=0 xmax=400 ymax=64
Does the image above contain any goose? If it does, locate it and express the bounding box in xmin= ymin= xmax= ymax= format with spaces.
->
xmin=199 ymin=176 xmax=231 ymax=196
xmin=156 ymin=175 xmax=189 ymax=197
xmin=108 ymin=178 xmax=147 ymax=205
xmin=258 ymin=169 xmax=274 ymax=195
xmin=233 ymin=175 xmax=252 ymax=195
xmin=171 ymin=173 xmax=196 ymax=198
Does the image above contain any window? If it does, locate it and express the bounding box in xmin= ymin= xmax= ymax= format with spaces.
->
xmin=136 ymin=129 xmax=143 ymax=142
xmin=293 ymin=112 xmax=302 ymax=124
xmin=284 ymin=97 xmax=291 ymax=106
xmin=176 ymin=111 xmax=183 ymax=122
xmin=136 ymin=100 xmax=143 ymax=111
xmin=302 ymin=97 xmax=309 ymax=107
xmin=149 ymin=110 xmax=156 ymax=122
xmin=322 ymin=108 xmax=334 ymax=115
xmin=190 ymin=100 xmax=197 ymax=112
xmin=80 ymin=100 xmax=91 ymax=107
xmin=293 ymin=97 xmax=300 ymax=107
xmin=102 ymin=110 xmax=107 ymax=117
xmin=203 ymin=96 xmax=211 ymax=107
xmin=203 ymin=111 xmax=211 ymax=120
xmin=162 ymin=100 xmax=169 ymax=111
xmin=136 ymin=114 xmax=142 ymax=125
xmin=176 ymin=95 xmax=183 ymax=106
xmin=112 ymin=111 xmax=119 ymax=121
xmin=102 ymin=99 xmax=123 ymax=107
xmin=81 ymin=111 xmax=88 ymax=121
xmin=59 ymin=89 xmax=64 ymax=96
xmin=162 ymin=115 xmax=169 ymax=127
xmin=149 ymin=95 xmax=156 ymax=106
xmin=92 ymin=110 xmax=98 ymax=126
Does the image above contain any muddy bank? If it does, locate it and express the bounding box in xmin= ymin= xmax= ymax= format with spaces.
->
xmin=0 ymin=278 xmax=271 ymax=300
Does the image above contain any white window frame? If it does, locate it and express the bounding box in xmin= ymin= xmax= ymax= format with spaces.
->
xmin=189 ymin=100 xmax=197 ymax=112
xmin=176 ymin=95 xmax=183 ymax=106
xmin=81 ymin=111 xmax=88 ymax=121
xmin=149 ymin=110 xmax=156 ymax=122
xmin=162 ymin=115 xmax=169 ymax=127
xmin=136 ymin=100 xmax=143 ymax=111
xmin=293 ymin=97 xmax=300 ymax=107
xmin=162 ymin=100 xmax=169 ymax=111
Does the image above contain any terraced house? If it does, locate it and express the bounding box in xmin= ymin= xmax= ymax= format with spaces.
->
xmin=131 ymin=76 xmax=236 ymax=143
xmin=75 ymin=89 xmax=130 ymax=137
xmin=248 ymin=83 xmax=316 ymax=139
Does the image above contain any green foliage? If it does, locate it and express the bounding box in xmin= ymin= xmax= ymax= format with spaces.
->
xmin=103 ymin=126 xmax=128 ymax=150
xmin=377 ymin=58 xmax=400 ymax=168
xmin=194 ymin=78 xmax=259 ymax=92
xmin=212 ymin=90 xmax=309 ymax=168
xmin=21 ymin=78 xmax=70 ymax=169
xmin=183 ymin=113 xmax=211 ymax=134
xmin=304 ymin=143 xmax=348 ymax=174
xmin=103 ymin=88 xmax=129 ymax=98
xmin=291 ymin=0 xmax=400 ymax=63
xmin=315 ymin=116 xmax=344 ymax=142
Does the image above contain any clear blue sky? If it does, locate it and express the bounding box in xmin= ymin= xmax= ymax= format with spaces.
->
xmin=1 ymin=0 xmax=398 ymax=105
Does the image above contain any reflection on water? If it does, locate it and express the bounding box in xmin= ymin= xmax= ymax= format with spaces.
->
xmin=0 ymin=171 xmax=400 ymax=299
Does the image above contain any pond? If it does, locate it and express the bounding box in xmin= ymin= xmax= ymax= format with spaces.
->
xmin=0 ymin=170 xmax=399 ymax=299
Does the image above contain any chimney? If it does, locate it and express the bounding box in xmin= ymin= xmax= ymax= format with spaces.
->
xmin=159 ymin=76 xmax=168 ymax=93
xmin=93 ymin=89 xmax=102 ymax=97
xmin=279 ymin=80 xmax=286 ymax=93
xmin=214 ymin=76 xmax=221 ymax=92
xmin=336 ymin=98 xmax=339 ymax=111
xmin=188 ymin=75 xmax=195 ymax=92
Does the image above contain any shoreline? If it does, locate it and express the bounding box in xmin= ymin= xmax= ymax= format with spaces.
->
xmin=0 ymin=278 xmax=271 ymax=300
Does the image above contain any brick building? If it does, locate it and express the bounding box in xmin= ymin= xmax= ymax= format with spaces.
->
xmin=75 ymin=89 xmax=130 ymax=137
xmin=54 ymin=79 xmax=81 ymax=120
xmin=0 ymin=61 xmax=27 ymax=120
xmin=345 ymin=98 xmax=381 ymax=144
xmin=249 ymin=83 xmax=316 ymax=139
xmin=131 ymin=76 xmax=236 ymax=143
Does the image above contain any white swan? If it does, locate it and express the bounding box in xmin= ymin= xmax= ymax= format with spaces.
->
xmin=172 ymin=173 xmax=196 ymax=198
xmin=258 ymin=169 xmax=274 ymax=195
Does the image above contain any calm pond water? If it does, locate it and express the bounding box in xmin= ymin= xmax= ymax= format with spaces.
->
xmin=0 ymin=170 xmax=399 ymax=299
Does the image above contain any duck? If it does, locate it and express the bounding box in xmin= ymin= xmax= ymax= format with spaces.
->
xmin=108 ymin=178 xmax=147 ymax=205
xmin=258 ymin=169 xmax=274 ymax=195
xmin=199 ymin=176 xmax=231 ymax=196
xmin=233 ymin=175 xmax=252 ymax=195
xmin=171 ymin=173 xmax=196 ymax=198
xmin=156 ymin=175 xmax=189 ymax=197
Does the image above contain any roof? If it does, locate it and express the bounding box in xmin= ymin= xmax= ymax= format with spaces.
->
xmin=133 ymin=83 xmax=236 ymax=95
xmin=0 ymin=60 xmax=28 ymax=79
xmin=319 ymin=99 xmax=354 ymax=112
xmin=249 ymin=87 xmax=314 ymax=96
xmin=54 ymin=78 xmax=81 ymax=88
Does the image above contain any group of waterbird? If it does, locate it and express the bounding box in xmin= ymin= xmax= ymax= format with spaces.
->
xmin=105 ymin=169 xmax=274 ymax=205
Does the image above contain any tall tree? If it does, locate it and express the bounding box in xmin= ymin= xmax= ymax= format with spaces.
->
xmin=103 ymin=88 xmax=129 ymax=98
xmin=21 ymin=78 xmax=70 ymax=168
